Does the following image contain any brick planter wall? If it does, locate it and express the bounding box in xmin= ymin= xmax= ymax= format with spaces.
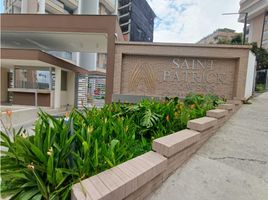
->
xmin=206 ymin=109 xmax=228 ymax=128
xmin=153 ymin=129 xmax=200 ymax=178
xmin=71 ymin=101 xmax=241 ymax=200
xmin=218 ymin=103 xmax=236 ymax=118
xmin=226 ymin=100 xmax=243 ymax=111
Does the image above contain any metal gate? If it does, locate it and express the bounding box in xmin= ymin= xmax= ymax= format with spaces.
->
xmin=88 ymin=75 xmax=106 ymax=108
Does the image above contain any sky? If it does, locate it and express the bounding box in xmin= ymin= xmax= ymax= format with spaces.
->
xmin=0 ymin=1 xmax=3 ymax=13
xmin=147 ymin=0 xmax=243 ymax=43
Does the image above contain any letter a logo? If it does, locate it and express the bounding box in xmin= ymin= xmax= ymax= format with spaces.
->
xmin=129 ymin=63 xmax=156 ymax=93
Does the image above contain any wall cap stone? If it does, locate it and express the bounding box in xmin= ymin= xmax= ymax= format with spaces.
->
xmin=206 ymin=109 xmax=228 ymax=119
xmin=218 ymin=103 xmax=235 ymax=110
xmin=152 ymin=129 xmax=200 ymax=158
xmin=115 ymin=41 xmax=251 ymax=49
xmin=226 ymin=100 xmax=242 ymax=106
xmin=187 ymin=117 xmax=217 ymax=131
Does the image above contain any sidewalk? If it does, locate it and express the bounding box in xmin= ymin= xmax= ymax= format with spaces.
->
xmin=148 ymin=92 xmax=268 ymax=200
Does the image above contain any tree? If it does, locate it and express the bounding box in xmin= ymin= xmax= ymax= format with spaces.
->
xmin=217 ymin=33 xmax=243 ymax=45
xmin=216 ymin=36 xmax=268 ymax=70
xmin=230 ymin=33 xmax=242 ymax=45
xmin=217 ymin=38 xmax=231 ymax=44
xmin=250 ymin=42 xmax=268 ymax=70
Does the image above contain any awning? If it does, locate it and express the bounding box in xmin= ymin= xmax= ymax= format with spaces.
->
xmin=1 ymin=48 xmax=89 ymax=74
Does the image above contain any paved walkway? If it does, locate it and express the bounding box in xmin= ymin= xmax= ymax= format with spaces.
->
xmin=148 ymin=92 xmax=268 ymax=200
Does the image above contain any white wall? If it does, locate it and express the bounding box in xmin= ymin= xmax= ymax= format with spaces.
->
xmin=78 ymin=0 xmax=99 ymax=70
xmin=67 ymin=71 xmax=75 ymax=106
xmin=80 ymin=0 xmax=99 ymax=14
xmin=54 ymin=67 xmax=61 ymax=108
xmin=60 ymin=91 xmax=69 ymax=107
xmin=244 ymin=51 xmax=256 ymax=99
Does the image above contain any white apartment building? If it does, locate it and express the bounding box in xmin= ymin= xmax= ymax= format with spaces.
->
xmin=198 ymin=28 xmax=240 ymax=44
xmin=239 ymin=0 xmax=268 ymax=89
xmin=4 ymin=0 xmax=117 ymax=71
xmin=239 ymin=0 xmax=268 ymax=49
xmin=3 ymin=0 xmax=118 ymax=107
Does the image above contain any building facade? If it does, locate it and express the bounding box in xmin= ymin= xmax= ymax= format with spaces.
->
xmin=2 ymin=0 xmax=156 ymax=107
xmin=3 ymin=0 xmax=156 ymax=70
xmin=3 ymin=0 xmax=118 ymax=107
xmin=198 ymin=28 xmax=240 ymax=44
xmin=1 ymin=14 xmax=118 ymax=107
xmin=238 ymin=0 xmax=268 ymax=49
xmin=239 ymin=0 xmax=268 ymax=90
xmin=118 ymin=0 xmax=156 ymax=42
xmin=3 ymin=0 xmax=117 ymax=71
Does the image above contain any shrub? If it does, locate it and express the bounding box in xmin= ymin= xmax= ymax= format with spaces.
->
xmin=0 ymin=94 xmax=223 ymax=199
xmin=255 ymin=84 xmax=266 ymax=92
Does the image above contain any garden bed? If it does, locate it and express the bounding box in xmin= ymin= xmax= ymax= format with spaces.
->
xmin=1 ymin=94 xmax=227 ymax=200
xmin=72 ymin=101 xmax=241 ymax=200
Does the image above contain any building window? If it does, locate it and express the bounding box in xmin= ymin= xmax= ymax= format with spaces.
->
xmin=37 ymin=70 xmax=50 ymax=89
xmin=14 ymin=68 xmax=50 ymax=90
xmin=61 ymin=71 xmax=67 ymax=91
xmin=262 ymin=39 xmax=268 ymax=46
xmin=97 ymin=53 xmax=107 ymax=69
xmin=137 ymin=28 xmax=142 ymax=40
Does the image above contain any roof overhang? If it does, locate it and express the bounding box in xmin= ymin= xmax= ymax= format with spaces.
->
xmin=1 ymin=48 xmax=89 ymax=74
xmin=238 ymin=1 xmax=268 ymax=23
xmin=2 ymin=31 xmax=108 ymax=53
xmin=0 ymin=14 xmax=118 ymax=53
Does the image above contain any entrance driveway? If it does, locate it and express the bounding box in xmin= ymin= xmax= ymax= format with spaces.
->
xmin=148 ymin=92 xmax=268 ymax=200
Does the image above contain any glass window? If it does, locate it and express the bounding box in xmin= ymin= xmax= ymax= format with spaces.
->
xmin=36 ymin=70 xmax=50 ymax=89
xmin=61 ymin=71 xmax=67 ymax=91
xmin=14 ymin=68 xmax=50 ymax=90
xmin=262 ymin=40 xmax=268 ymax=45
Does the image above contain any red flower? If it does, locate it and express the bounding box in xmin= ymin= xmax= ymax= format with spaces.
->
xmin=6 ymin=109 xmax=12 ymax=118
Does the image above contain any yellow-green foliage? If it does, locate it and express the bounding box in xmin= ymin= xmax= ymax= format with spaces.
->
xmin=0 ymin=93 xmax=223 ymax=200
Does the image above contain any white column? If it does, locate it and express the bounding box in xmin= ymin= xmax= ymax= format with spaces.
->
xmin=78 ymin=0 xmax=99 ymax=71
xmin=54 ymin=68 xmax=61 ymax=109
xmin=114 ymin=0 xmax=118 ymax=15
xmin=21 ymin=0 xmax=28 ymax=13
xmin=79 ymin=0 xmax=99 ymax=14
xmin=79 ymin=53 xmax=97 ymax=70
xmin=38 ymin=0 xmax=46 ymax=14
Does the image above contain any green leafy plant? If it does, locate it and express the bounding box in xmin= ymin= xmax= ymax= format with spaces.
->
xmin=1 ymin=93 xmax=224 ymax=199
xmin=255 ymin=84 xmax=266 ymax=92
xmin=251 ymin=42 xmax=268 ymax=70
xmin=1 ymin=112 xmax=78 ymax=200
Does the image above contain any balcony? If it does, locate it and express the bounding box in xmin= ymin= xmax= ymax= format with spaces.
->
xmin=11 ymin=0 xmax=21 ymax=7
xmin=100 ymin=0 xmax=116 ymax=13
xmin=5 ymin=0 xmax=21 ymax=12
xmin=60 ymin=0 xmax=78 ymax=10
xmin=239 ymin=0 xmax=268 ymax=22
xmin=120 ymin=19 xmax=131 ymax=33
xmin=119 ymin=12 xmax=130 ymax=25
xmin=46 ymin=0 xmax=65 ymax=14
xmin=239 ymin=0 xmax=259 ymax=12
